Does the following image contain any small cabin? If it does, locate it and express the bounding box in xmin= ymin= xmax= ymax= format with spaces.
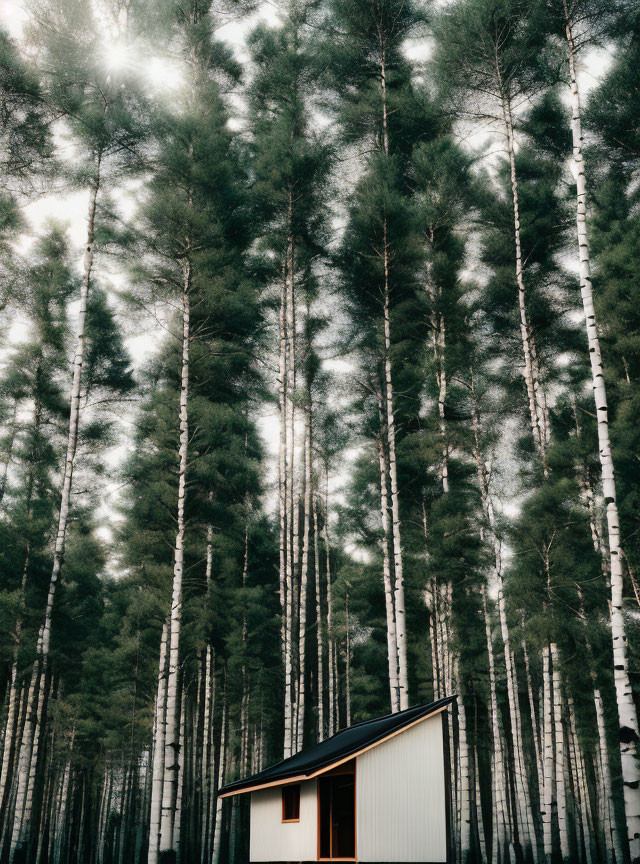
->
xmin=218 ymin=696 xmax=454 ymax=863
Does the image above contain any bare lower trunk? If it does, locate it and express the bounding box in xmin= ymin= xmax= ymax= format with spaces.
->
xmin=542 ymin=644 xmax=553 ymax=864
xmin=324 ymin=480 xmax=335 ymax=737
xmin=212 ymin=695 xmax=227 ymax=864
xmin=375 ymin=388 xmax=399 ymax=712
xmin=295 ymin=406 xmax=311 ymax=752
xmin=159 ymin=266 xmax=190 ymax=857
xmin=482 ymin=587 xmax=509 ymax=864
xmin=551 ymin=643 xmax=569 ymax=861
xmin=148 ymin=621 xmax=168 ymax=864
xmin=283 ymin=208 xmax=296 ymax=759
xmin=313 ymin=493 xmax=324 ymax=741
xmin=382 ymin=224 xmax=408 ymax=710
xmin=345 ymin=594 xmax=351 ymax=727
xmin=455 ymin=658 xmax=471 ymax=861
xmin=563 ymin=10 xmax=640 ymax=857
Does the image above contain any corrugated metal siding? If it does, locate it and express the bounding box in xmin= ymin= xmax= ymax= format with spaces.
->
xmin=249 ymin=780 xmax=317 ymax=862
xmin=356 ymin=712 xmax=447 ymax=862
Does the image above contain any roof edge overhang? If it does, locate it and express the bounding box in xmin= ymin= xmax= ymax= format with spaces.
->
xmin=218 ymin=698 xmax=454 ymax=799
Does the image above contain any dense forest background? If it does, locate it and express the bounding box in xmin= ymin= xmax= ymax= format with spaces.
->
xmin=0 ymin=0 xmax=638 ymax=862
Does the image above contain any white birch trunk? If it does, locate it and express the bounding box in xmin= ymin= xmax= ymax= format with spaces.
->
xmin=376 ymin=388 xmax=400 ymax=712
xmin=382 ymin=265 xmax=408 ymax=710
xmin=497 ymin=83 xmax=548 ymax=472
xmin=284 ymin=209 xmax=296 ymax=759
xmin=595 ymin=686 xmax=623 ymax=864
xmin=149 ymin=621 xmax=169 ymax=864
xmin=455 ymin=658 xmax=471 ymax=862
xmin=313 ymin=492 xmax=324 ymax=741
xmin=295 ymin=406 xmax=311 ymax=752
xmin=200 ymin=645 xmax=212 ymax=864
xmin=550 ymin=643 xmax=569 ymax=861
xmin=542 ymin=644 xmax=554 ymax=863
xmin=482 ymin=587 xmax=508 ymax=863
xmin=474 ymin=747 xmax=488 ymax=864
xmin=10 ymin=628 xmax=43 ymax=861
xmin=174 ymin=700 xmax=185 ymax=860
xmin=324 ymin=480 xmax=335 ymax=737
xmin=212 ymin=696 xmax=227 ymax=864
xmin=563 ymin=9 xmax=640 ymax=857
xmin=345 ymin=594 xmax=351 ymax=727
xmin=568 ymin=695 xmax=594 ymax=864
xmin=159 ymin=265 xmax=190 ymax=856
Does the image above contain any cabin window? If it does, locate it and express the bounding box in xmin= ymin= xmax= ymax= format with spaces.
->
xmin=318 ymin=760 xmax=356 ymax=860
xmin=282 ymin=784 xmax=301 ymax=822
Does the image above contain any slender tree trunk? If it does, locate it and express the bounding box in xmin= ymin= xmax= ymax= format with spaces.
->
xmin=212 ymin=695 xmax=226 ymax=864
xmin=455 ymin=658 xmax=471 ymax=862
xmin=568 ymin=695 xmax=594 ymax=864
xmin=483 ymin=587 xmax=509 ymax=864
xmin=496 ymin=81 xmax=548 ymax=472
xmin=474 ymin=745 xmax=488 ymax=863
xmin=278 ymin=272 xmax=288 ymax=684
xmin=149 ymin=621 xmax=169 ymax=864
xmin=284 ymin=199 xmax=297 ymax=759
xmin=324 ymin=479 xmax=335 ymax=737
xmin=313 ymin=492 xmax=324 ymax=741
xmin=382 ymin=248 xmax=409 ymax=710
xmin=295 ymin=405 xmax=311 ymax=752
xmin=42 ymin=168 xmax=100 ymax=661
xmin=563 ymin=10 xmax=640 ymax=858
xmin=159 ymin=264 xmax=190 ymax=858
xmin=550 ymin=643 xmax=569 ymax=861
xmin=542 ymin=644 xmax=554 ymax=864
xmin=375 ymin=388 xmax=400 ymax=712
xmin=345 ymin=593 xmax=351 ymax=728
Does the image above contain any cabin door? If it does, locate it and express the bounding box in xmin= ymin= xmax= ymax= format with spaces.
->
xmin=318 ymin=762 xmax=356 ymax=860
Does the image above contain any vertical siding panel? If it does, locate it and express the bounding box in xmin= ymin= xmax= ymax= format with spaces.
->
xmin=356 ymin=714 xmax=447 ymax=862
xmin=250 ymin=781 xmax=317 ymax=861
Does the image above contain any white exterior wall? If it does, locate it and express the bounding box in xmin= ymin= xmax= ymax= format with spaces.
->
xmin=250 ymin=780 xmax=317 ymax=862
xmin=356 ymin=712 xmax=447 ymax=863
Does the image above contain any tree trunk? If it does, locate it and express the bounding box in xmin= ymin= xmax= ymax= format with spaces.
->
xmin=284 ymin=201 xmax=296 ymax=759
xmin=497 ymin=82 xmax=548 ymax=472
xmin=455 ymin=658 xmax=471 ymax=862
xmin=550 ymin=643 xmax=569 ymax=861
xmin=382 ymin=243 xmax=409 ymax=711
xmin=148 ymin=621 xmax=169 ymax=864
xmin=482 ymin=586 xmax=509 ymax=864
xmin=295 ymin=405 xmax=311 ymax=753
xmin=212 ymin=694 xmax=226 ymax=864
xmin=345 ymin=593 xmax=351 ymax=728
xmin=159 ymin=262 xmax=190 ymax=858
xmin=542 ymin=644 xmax=554 ymax=864
xmin=563 ymin=10 xmax=640 ymax=858
xmin=313 ymin=492 xmax=324 ymax=742
xmin=324 ymin=479 xmax=335 ymax=737
xmin=375 ymin=387 xmax=400 ymax=713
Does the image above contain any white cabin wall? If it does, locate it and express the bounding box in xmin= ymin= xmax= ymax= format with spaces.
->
xmin=356 ymin=712 xmax=448 ymax=862
xmin=249 ymin=781 xmax=317 ymax=862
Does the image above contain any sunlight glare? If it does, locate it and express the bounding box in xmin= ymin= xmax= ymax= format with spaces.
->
xmin=103 ymin=40 xmax=131 ymax=73
xmin=146 ymin=56 xmax=184 ymax=92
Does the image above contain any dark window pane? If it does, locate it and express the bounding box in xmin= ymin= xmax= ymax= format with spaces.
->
xmin=282 ymin=784 xmax=300 ymax=821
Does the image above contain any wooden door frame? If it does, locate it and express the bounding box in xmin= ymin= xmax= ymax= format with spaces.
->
xmin=316 ymin=760 xmax=357 ymax=862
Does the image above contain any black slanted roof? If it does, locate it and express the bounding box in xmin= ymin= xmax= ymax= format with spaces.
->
xmin=219 ymin=695 xmax=455 ymax=797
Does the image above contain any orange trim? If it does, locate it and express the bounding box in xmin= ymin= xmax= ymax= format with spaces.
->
xmin=220 ymin=705 xmax=447 ymax=799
